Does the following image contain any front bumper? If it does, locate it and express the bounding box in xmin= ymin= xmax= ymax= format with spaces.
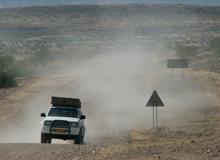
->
xmin=42 ymin=133 xmax=78 ymax=140
xmin=41 ymin=125 xmax=80 ymax=136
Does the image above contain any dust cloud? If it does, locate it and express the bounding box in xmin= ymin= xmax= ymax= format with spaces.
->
xmin=0 ymin=4 xmax=214 ymax=143
xmin=0 ymin=40 xmax=213 ymax=144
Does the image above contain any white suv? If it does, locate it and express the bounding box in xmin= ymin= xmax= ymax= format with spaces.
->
xmin=40 ymin=97 xmax=86 ymax=144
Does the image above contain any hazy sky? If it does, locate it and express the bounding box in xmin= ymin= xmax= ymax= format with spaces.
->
xmin=0 ymin=0 xmax=220 ymax=7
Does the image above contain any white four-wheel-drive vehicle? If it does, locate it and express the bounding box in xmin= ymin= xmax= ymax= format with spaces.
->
xmin=40 ymin=97 xmax=86 ymax=144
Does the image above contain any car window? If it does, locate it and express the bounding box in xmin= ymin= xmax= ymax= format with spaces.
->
xmin=48 ymin=107 xmax=78 ymax=118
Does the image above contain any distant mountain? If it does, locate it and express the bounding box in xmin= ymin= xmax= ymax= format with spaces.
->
xmin=0 ymin=0 xmax=220 ymax=7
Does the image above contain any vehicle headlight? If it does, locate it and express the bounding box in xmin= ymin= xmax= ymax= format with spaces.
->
xmin=44 ymin=120 xmax=52 ymax=126
xmin=70 ymin=122 xmax=78 ymax=127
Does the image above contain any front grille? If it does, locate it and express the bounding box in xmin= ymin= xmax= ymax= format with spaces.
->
xmin=51 ymin=120 xmax=70 ymax=128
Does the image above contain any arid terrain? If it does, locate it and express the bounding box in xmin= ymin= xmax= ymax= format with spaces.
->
xmin=0 ymin=4 xmax=220 ymax=160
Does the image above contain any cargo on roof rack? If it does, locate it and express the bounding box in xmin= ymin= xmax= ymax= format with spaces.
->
xmin=51 ymin=96 xmax=81 ymax=108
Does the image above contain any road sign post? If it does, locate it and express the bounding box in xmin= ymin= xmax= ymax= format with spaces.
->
xmin=156 ymin=107 xmax=158 ymax=128
xmin=146 ymin=90 xmax=164 ymax=129
xmin=167 ymin=59 xmax=188 ymax=80
xmin=172 ymin=68 xmax=174 ymax=80
xmin=153 ymin=106 xmax=155 ymax=128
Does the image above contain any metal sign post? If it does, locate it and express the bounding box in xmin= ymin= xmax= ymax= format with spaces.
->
xmin=167 ymin=59 xmax=188 ymax=80
xmin=156 ymin=107 xmax=158 ymax=128
xmin=153 ymin=106 xmax=155 ymax=128
xmin=182 ymin=66 xmax=185 ymax=80
xmin=172 ymin=68 xmax=174 ymax=81
xmin=146 ymin=90 xmax=164 ymax=129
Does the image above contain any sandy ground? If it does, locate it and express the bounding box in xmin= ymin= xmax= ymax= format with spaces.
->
xmin=0 ymin=60 xmax=219 ymax=160
xmin=0 ymin=3 xmax=219 ymax=160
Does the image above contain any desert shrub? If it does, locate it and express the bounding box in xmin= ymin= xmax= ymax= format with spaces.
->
xmin=0 ymin=72 xmax=17 ymax=88
xmin=9 ymin=61 xmax=32 ymax=77
xmin=28 ymin=40 xmax=54 ymax=65
xmin=0 ymin=56 xmax=14 ymax=71
xmin=175 ymin=44 xmax=198 ymax=58
xmin=208 ymin=37 xmax=220 ymax=54
xmin=0 ymin=56 xmax=17 ymax=88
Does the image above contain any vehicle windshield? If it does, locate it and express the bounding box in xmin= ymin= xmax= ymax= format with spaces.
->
xmin=48 ymin=107 xmax=78 ymax=118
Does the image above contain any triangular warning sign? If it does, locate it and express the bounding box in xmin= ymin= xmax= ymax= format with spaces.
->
xmin=146 ymin=90 xmax=164 ymax=107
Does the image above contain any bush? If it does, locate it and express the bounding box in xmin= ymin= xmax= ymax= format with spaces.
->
xmin=29 ymin=40 xmax=54 ymax=65
xmin=0 ymin=72 xmax=17 ymax=88
xmin=175 ymin=44 xmax=198 ymax=58
xmin=0 ymin=56 xmax=17 ymax=88
xmin=209 ymin=37 xmax=220 ymax=54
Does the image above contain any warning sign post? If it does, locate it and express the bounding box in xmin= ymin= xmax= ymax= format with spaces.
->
xmin=146 ymin=90 xmax=164 ymax=128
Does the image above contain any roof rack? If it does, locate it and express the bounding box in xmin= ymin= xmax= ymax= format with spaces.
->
xmin=51 ymin=96 xmax=81 ymax=108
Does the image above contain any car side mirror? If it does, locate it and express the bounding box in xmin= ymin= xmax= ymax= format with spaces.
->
xmin=41 ymin=113 xmax=46 ymax=117
xmin=80 ymin=115 xmax=86 ymax=120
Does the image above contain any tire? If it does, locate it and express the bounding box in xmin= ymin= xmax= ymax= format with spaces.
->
xmin=75 ymin=129 xmax=84 ymax=144
xmin=46 ymin=137 xmax=52 ymax=144
xmin=41 ymin=133 xmax=47 ymax=143
xmin=41 ymin=133 xmax=52 ymax=144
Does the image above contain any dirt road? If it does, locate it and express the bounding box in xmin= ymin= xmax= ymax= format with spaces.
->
xmin=0 ymin=123 xmax=220 ymax=160
xmin=0 ymin=50 xmax=216 ymax=143
xmin=0 ymin=3 xmax=219 ymax=159
xmin=0 ymin=50 xmax=220 ymax=159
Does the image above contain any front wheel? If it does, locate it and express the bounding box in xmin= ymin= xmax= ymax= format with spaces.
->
xmin=75 ymin=130 xmax=84 ymax=144
xmin=41 ymin=133 xmax=52 ymax=144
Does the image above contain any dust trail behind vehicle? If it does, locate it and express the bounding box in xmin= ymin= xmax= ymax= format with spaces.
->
xmin=0 ymin=44 xmax=215 ymax=144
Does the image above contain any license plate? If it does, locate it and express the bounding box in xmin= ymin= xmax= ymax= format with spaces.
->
xmin=53 ymin=128 xmax=67 ymax=134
